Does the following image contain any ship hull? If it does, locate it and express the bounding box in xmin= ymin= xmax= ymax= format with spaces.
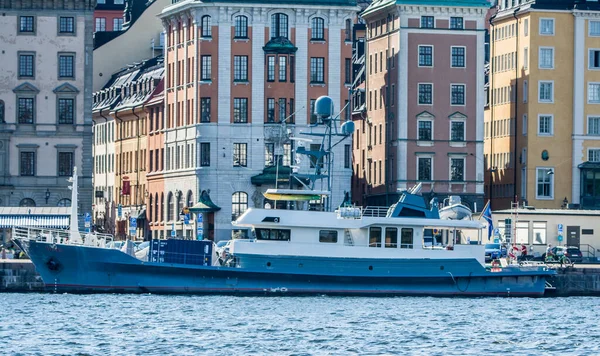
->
xmin=18 ymin=240 xmax=553 ymax=297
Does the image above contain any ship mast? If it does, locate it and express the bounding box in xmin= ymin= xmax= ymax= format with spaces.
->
xmin=68 ymin=166 xmax=83 ymax=244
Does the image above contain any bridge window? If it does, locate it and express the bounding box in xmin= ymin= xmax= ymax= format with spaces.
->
xmin=319 ymin=230 xmax=338 ymax=243
xmin=400 ymin=228 xmax=413 ymax=249
xmin=255 ymin=228 xmax=291 ymax=241
xmin=385 ymin=227 xmax=397 ymax=248
xmin=369 ymin=227 xmax=382 ymax=247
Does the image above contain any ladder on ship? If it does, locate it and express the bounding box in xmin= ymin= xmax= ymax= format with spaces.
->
xmin=344 ymin=229 xmax=354 ymax=246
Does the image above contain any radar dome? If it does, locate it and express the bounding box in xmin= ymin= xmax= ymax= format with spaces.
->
xmin=341 ymin=121 xmax=355 ymax=136
xmin=314 ymin=96 xmax=334 ymax=118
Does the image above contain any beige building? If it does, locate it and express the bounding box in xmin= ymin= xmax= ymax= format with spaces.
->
xmin=0 ymin=0 xmax=94 ymax=236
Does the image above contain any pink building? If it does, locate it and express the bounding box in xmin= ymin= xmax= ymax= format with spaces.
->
xmin=94 ymin=0 xmax=126 ymax=33
xmin=354 ymin=0 xmax=489 ymax=210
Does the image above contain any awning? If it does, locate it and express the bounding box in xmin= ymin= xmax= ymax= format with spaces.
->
xmin=578 ymin=161 xmax=600 ymax=169
xmin=189 ymin=190 xmax=221 ymax=213
xmin=0 ymin=215 xmax=70 ymax=229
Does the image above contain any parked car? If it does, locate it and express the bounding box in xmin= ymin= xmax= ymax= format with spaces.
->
xmin=485 ymin=243 xmax=507 ymax=262
xmin=544 ymin=246 xmax=583 ymax=263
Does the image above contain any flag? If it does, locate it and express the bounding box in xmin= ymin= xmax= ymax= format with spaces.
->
xmin=481 ymin=201 xmax=494 ymax=241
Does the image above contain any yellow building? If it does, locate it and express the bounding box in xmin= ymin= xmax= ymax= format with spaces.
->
xmin=485 ymin=0 xmax=600 ymax=210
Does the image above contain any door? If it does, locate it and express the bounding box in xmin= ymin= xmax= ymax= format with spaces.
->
xmin=566 ymin=226 xmax=580 ymax=248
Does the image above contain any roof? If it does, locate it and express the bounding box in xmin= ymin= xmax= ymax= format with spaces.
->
xmin=492 ymin=209 xmax=600 ymax=216
xmin=364 ymin=0 xmax=490 ymax=16
xmin=494 ymin=0 xmax=600 ymax=18
xmin=191 ymin=0 xmax=356 ymax=5
xmin=0 ymin=207 xmax=70 ymax=215
xmin=94 ymin=0 xmax=157 ymax=49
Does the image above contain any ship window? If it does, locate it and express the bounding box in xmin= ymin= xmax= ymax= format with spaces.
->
xmin=385 ymin=227 xmax=398 ymax=248
xmin=369 ymin=227 xmax=382 ymax=247
xmin=400 ymin=228 xmax=413 ymax=249
xmin=255 ymin=228 xmax=291 ymax=241
xmin=319 ymin=230 xmax=338 ymax=243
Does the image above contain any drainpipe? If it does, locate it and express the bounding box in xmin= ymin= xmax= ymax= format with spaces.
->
xmin=114 ymin=109 xmax=123 ymax=221
xmin=489 ymin=16 xmax=495 ymax=209
xmin=513 ymin=9 xmax=520 ymax=204
xmin=99 ymin=109 xmax=110 ymax=232
xmin=131 ymin=104 xmax=145 ymax=239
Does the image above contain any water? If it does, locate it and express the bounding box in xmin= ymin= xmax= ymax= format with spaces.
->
xmin=1 ymin=294 xmax=599 ymax=356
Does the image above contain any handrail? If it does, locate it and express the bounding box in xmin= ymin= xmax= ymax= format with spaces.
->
xmin=12 ymin=226 xmax=116 ymax=249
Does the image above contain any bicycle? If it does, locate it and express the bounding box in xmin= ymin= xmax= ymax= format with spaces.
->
xmin=544 ymin=253 xmax=573 ymax=267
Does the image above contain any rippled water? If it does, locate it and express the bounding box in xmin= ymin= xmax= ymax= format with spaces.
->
xmin=1 ymin=294 xmax=599 ymax=355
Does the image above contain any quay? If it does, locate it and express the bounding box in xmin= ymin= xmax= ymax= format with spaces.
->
xmin=2 ymin=259 xmax=600 ymax=296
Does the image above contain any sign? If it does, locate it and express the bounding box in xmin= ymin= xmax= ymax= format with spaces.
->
xmin=118 ymin=204 xmax=122 ymax=218
xmin=184 ymin=213 xmax=190 ymax=225
xmin=129 ymin=217 xmax=137 ymax=236
xmin=494 ymin=228 xmax=500 ymax=236
xmin=84 ymin=212 xmax=91 ymax=228
xmin=197 ymin=225 xmax=203 ymax=240
xmin=558 ymin=235 xmax=564 ymax=242
xmin=558 ymin=223 xmax=564 ymax=234
xmin=171 ymin=223 xmax=176 ymax=237
xmin=197 ymin=214 xmax=203 ymax=224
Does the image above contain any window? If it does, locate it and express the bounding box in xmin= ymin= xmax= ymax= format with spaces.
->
xmin=538 ymin=81 xmax=553 ymax=103
xmin=344 ymin=58 xmax=352 ymax=84
xmin=19 ymin=16 xmax=35 ymax=33
xmin=310 ymin=99 xmax=317 ymax=124
xmin=201 ymin=16 xmax=212 ymax=38
xmin=319 ymin=230 xmax=338 ymax=243
xmin=278 ymin=98 xmax=287 ymax=122
xmin=523 ymin=80 xmax=528 ymax=103
xmin=590 ymin=21 xmax=600 ymax=36
xmin=311 ymin=17 xmax=325 ymax=40
xmin=450 ymin=158 xmax=464 ymax=181
xmin=451 ymin=47 xmax=465 ymax=68
xmin=536 ymin=167 xmax=553 ymax=199
xmin=345 ymin=19 xmax=352 ymax=41
xmin=589 ymin=83 xmax=600 ymax=103
xmin=58 ymin=54 xmax=75 ymax=78
xmin=421 ymin=16 xmax=434 ymax=29
xmin=113 ymin=18 xmax=123 ymax=31
xmin=264 ymin=143 xmax=274 ymax=166
xmin=200 ymin=143 xmax=210 ymax=166
xmin=233 ymin=56 xmax=248 ymax=81
xmin=589 ymin=149 xmax=600 ymax=162
xmin=450 ymin=17 xmax=463 ymax=30
xmin=451 ymin=84 xmax=465 ymax=105
xmin=589 ymin=117 xmax=600 ymax=135
xmin=289 ymin=56 xmax=295 ymax=82
xmin=418 ymin=157 xmax=431 ymax=180
xmin=451 ymin=121 xmax=465 ymax=141
xmin=590 ymin=50 xmax=600 ymax=69
xmin=538 ymin=115 xmax=553 ymax=136
xmin=201 ymin=56 xmax=211 ymax=80
xmin=59 ymin=17 xmax=75 ymax=34
xmin=57 ymin=198 xmax=71 ymax=207
xmin=266 ymin=98 xmax=275 ymax=123
xmin=524 ymin=18 xmax=529 ymax=37
xmin=418 ymin=45 xmax=433 ymax=67
xmin=279 ymin=56 xmax=287 ymax=82
xmin=18 ymin=98 xmax=34 ymax=124
xmin=267 ymin=56 xmax=275 ymax=81
xmin=200 ymin=97 xmax=211 ymax=122
xmin=418 ymin=84 xmax=432 ymax=105
xmin=400 ymin=228 xmax=413 ymax=249
xmin=19 ymin=198 xmax=36 ymax=207
xmin=95 ymin=17 xmax=106 ymax=32
xmin=539 ymin=18 xmax=554 ymax=35
xmin=256 ymin=228 xmax=291 ymax=241
xmin=18 ymin=53 xmax=34 ymax=78
xmin=310 ymin=57 xmax=325 ymax=83
xmin=385 ymin=228 xmax=397 ymax=248
xmin=539 ymin=47 xmax=554 ymax=69
xmin=271 ymin=13 xmax=288 ymax=39
xmin=233 ymin=98 xmax=248 ymax=123
xmin=523 ymin=114 xmax=528 ymax=136
xmin=232 ymin=192 xmax=248 ymax=221
xmin=532 ymin=222 xmax=547 ymax=245
xmin=233 ymin=143 xmax=247 ymax=167
xmin=0 ymin=100 xmax=4 ymax=123
xmin=234 ymin=15 xmax=248 ymax=38
xmin=20 ymin=151 xmax=35 ymax=176
xmin=418 ymin=120 xmax=432 ymax=141
xmin=369 ymin=227 xmax=382 ymax=247
xmin=58 ymin=152 xmax=74 ymax=176
xmin=58 ymin=98 xmax=74 ymax=124
xmin=523 ymin=47 xmax=529 ymax=70
xmin=344 ymin=144 xmax=351 ymax=168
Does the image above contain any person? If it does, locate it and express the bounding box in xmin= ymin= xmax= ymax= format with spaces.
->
xmin=520 ymin=244 xmax=528 ymax=261
xmin=546 ymin=244 xmax=553 ymax=261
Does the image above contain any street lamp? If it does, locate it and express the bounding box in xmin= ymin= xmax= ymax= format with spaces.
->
xmin=45 ymin=188 xmax=51 ymax=204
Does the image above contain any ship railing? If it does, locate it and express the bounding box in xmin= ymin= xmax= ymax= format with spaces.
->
xmin=12 ymin=226 xmax=115 ymax=248
xmin=337 ymin=206 xmax=394 ymax=219
xmin=361 ymin=206 xmax=389 ymax=218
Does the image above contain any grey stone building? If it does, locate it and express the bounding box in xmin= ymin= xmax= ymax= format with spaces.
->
xmin=0 ymin=0 xmax=95 ymax=238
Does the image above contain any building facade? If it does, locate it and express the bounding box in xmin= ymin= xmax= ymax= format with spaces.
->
xmin=356 ymin=0 xmax=489 ymax=209
xmin=0 ymin=0 xmax=94 ymax=229
xmin=94 ymin=0 xmax=126 ymax=32
xmin=485 ymin=0 xmax=600 ymax=210
xmin=159 ymin=0 xmax=358 ymax=241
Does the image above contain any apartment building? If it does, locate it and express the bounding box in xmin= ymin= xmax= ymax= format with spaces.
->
xmin=94 ymin=0 xmax=126 ymax=32
xmin=485 ymin=0 xmax=600 ymax=210
xmin=0 ymin=0 xmax=94 ymax=233
xmin=159 ymin=0 xmax=358 ymax=240
xmin=356 ymin=0 xmax=489 ymax=209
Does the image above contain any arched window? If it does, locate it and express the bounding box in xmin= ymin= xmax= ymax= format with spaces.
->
xmin=148 ymin=194 xmax=153 ymax=222
xmin=155 ymin=193 xmax=159 ymax=223
xmin=186 ymin=190 xmax=193 ymax=208
xmin=0 ymin=100 xmax=4 ymax=123
xmin=160 ymin=193 xmax=164 ymax=221
xmin=270 ymin=13 xmax=288 ymax=39
xmin=201 ymin=15 xmax=212 ymax=38
xmin=234 ymin=15 xmax=248 ymax=38
xmin=57 ymin=198 xmax=71 ymax=207
xmin=167 ymin=192 xmax=173 ymax=221
xmin=20 ymin=198 xmax=36 ymax=207
xmin=345 ymin=19 xmax=352 ymax=41
xmin=311 ymin=17 xmax=325 ymax=40
xmin=232 ymin=191 xmax=248 ymax=221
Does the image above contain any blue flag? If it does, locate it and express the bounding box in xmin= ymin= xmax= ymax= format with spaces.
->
xmin=482 ymin=202 xmax=493 ymax=241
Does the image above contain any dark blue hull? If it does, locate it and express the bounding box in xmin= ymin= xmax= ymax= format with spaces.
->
xmin=18 ymin=240 xmax=554 ymax=297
